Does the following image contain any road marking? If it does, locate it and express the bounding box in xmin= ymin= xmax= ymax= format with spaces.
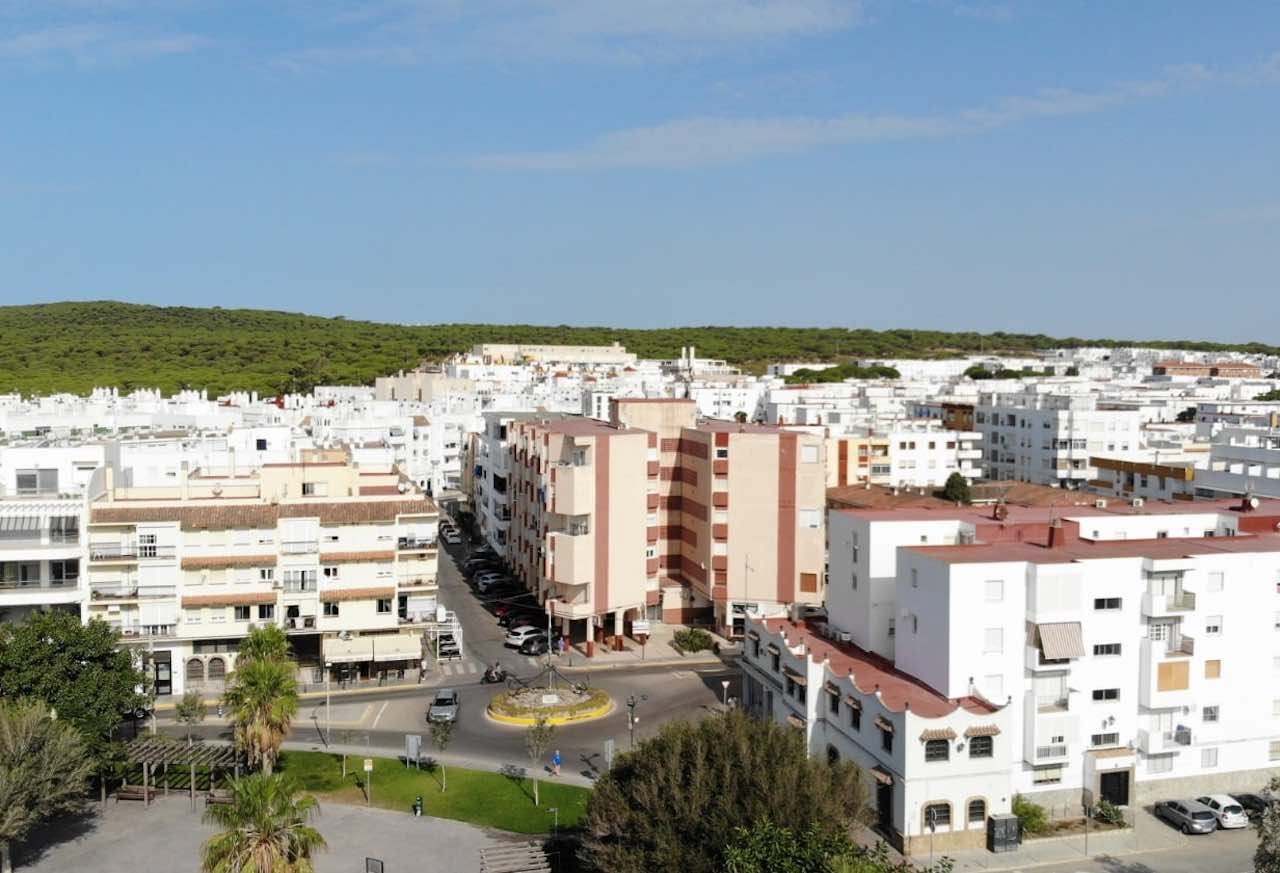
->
xmin=670 ymin=670 xmax=695 ymax=679
xmin=370 ymin=701 xmax=390 ymax=730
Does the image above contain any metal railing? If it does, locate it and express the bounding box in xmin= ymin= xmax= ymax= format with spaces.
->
xmin=397 ymin=537 xmax=438 ymax=551
xmin=1 ymin=577 xmax=78 ymax=591
xmin=1168 ymin=591 xmax=1197 ymax=611
xmin=280 ymin=540 xmax=319 ymax=554
xmin=1036 ymin=696 xmax=1069 ymax=713
xmin=284 ymin=616 xmax=316 ymax=631
xmin=1036 ymin=744 xmax=1068 ymax=759
xmin=89 ymin=543 xmax=138 ymax=560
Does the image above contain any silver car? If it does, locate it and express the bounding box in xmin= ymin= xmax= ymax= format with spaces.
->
xmin=1155 ymin=799 xmax=1218 ymax=834
xmin=427 ymin=688 xmax=460 ymax=723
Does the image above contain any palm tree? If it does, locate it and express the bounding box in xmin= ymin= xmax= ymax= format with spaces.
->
xmin=237 ymin=625 xmax=291 ymax=664
xmin=223 ymin=658 xmax=298 ymax=776
xmin=201 ymin=773 xmax=326 ymax=873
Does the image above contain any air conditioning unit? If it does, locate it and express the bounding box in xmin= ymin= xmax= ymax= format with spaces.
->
xmin=1094 ymin=499 xmax=1108 ymax=509
xmin=1131 ymin=497 xmax=1145 ymax=508
xmin=839 ymin=632 xmax=853 ymax=643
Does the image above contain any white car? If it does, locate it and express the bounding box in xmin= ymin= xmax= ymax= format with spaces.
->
xmin=505 ymin=625 xmax=542 ymax=648
xmin=442 ymin=530 xmax=462 ymax=545
xmin=1197 ymin=795 xmax=1249 ymax=829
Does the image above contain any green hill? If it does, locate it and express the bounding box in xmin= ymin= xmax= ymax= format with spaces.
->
xmin=0 ymin=301 xmax=1274 ymax=397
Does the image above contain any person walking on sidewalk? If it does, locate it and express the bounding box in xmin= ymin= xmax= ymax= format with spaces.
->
xmin=557 ymin=635 xmax=567 ymax=657
xmin=551 ymin=749 xmax=562 ymax=777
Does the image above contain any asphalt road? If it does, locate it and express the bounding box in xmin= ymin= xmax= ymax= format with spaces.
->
xmin=160 ymin=540 xmax=739 ymax=777
xmin=992 ymin=825 xmax=1255 ymax=873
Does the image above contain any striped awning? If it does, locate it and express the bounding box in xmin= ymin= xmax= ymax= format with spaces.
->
xmin=843 ymin=695 xmax=861 ymax=710
xmin=919 ymin=727 xmax=957 ymax=742
xmin=870 ymin=766 xmax=894 ymax=785
xmin=782 ymin=666 xmax=807 ymax=685
xmin=965 ymin=724 xmax=1002 ymax=738
xmin=875 ymin=715 xmax=895 ymax=734
xmin=766 ymin=643 xmax=781 ymax=655
xmin=1037 ymin=622 xmax=1085 ymax=660
xmin=0 ymin=516 xmax=39 ymax=531
xmin=786 ymin=713 xmax=806 ymax=729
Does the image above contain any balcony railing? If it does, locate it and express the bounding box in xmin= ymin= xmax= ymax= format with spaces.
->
xmin=1168 ymin=591 xmax=1196 ymax=611
xmin=91 ymin=585 xmax=139 ymax=599
xmin=89 ymin=543 xmax=138 ymax=560
xmin=282 ymin=581 xmax=318 ymax=593
xmin=1 ymin=577 xmax=79 ymax=591
xmin=397 ymin=537 xmax=438 ymax=551
xmin=397 ymin=575 xmax=435 ymax=589
xmin=1036 ymin=695 xmax=1069 ymax=713
xmin=1035 ymin=744 xmax=1068 ymax=759
xmin=284 ymin=616 xmax=317 ymax=632
xmin=116 ymin=624 xmax=177 ymax=639
xmin=281 ymin=541 xmax=319 ymax=554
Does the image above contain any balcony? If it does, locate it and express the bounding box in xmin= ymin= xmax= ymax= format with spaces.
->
xmin=548 ymin=531 xmax=592 ymax=586
xmin=552 ymin=464 xmax=593 ymax=515
xmin=1142 ymin=590 xmax=1197 ymax=616
xmin=281 ymin=540 xmax=319 ymax=555
xmin=1034 ymin=744 xmax=1069 ymax=761
xmin=1025 ymin=646 xmax=1073 ymax=672
xmin=1036 ymin=695 xmax=1070 ymax=714
xmin=1139 ymin=635 xmax=1197 ymax=709
xmin=283 ymin=616 xmax=317 ymax=632
xmin=116 ymin=624 xmax=177 ymax=640
xmin=397 ymin=575 xmax=436 ymax=589
xmin=1137 ymin=727 xmax=1192 ymax=754
xmin=282 ymin=581 xmax=318 ymax=594
xmin=91 ymin=584 xmax=139 ymax=600
xmin=89 ymin=542 xmax=138 ymax=561
xmin=397 ymin=536 xmax=438 ymax=554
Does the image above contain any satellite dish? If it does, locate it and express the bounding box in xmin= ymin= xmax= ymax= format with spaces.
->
xmin=1250 ymin=497 xmax=1261 ymax=510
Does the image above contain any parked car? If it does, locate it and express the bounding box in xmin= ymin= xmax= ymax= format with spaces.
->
xmin=519 ymin=634 xmax=551 ymax=656
xmin=1154 ymin=799 xmax=1218 ymax=834
xmin=1232 ymin=793 xmax=1269 ymax=819
xmin=505 ymin=625 xmax=543 ymax=648
xmin=441 ymin=529 xmax=462 ymax=546
xmin=435 ymin=633 xmax=462 ymax=660
xmin=499 ymin=610 xmax=540 ymax=628
xmin=427 ymin=689 xmax=460 ymax=723
xmin=475 ymin=575 xmax=507 ymax=594
xmin=464 ymin=558 xmax=500 ymax=576
xmin=1196 ymin=795 xmax=1250 ymax=829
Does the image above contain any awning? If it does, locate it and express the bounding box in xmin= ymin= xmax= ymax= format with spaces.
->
xmin=786 ymin=713 xmax=806 ymax=729
xmin=320 ymin=586 xmax=395 ymax=603
xmin=782 ymin=666 xmax=807 ymax=685
xmin=869 ymin=766 xmax=894 ymax=785
xmin=1037 ymin=622 xmax=1085 ymax=660
xmin=0 ymin=516 xmax=39 ymax=532
xmin=746 ymin=629 xmax=760 ymax=641
xmin=824 ymin=681 xmax=841 ymax=696
xmin=371 ymin=634 xmax=423 ymax=663
xmin=766 ymin=643 xmax=780 ymax=655
xmin=919 ymin=727 xmax=957 ymax=741
xmin=323 ymin=636 xmax=374 ymax=664
xmin=874 ymin=716 xmax=895 ymax=734
xmin=139 ymin=602 xmax=179 ymax=625
xmin=965 ymin=724 xmax=1001 ymax=738
xmin=843 ymin=695 xmax=862 ymax=710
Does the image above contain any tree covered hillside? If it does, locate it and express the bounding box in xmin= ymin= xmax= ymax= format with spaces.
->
xmin=0 ymin=301 xmax=1275 ymax=397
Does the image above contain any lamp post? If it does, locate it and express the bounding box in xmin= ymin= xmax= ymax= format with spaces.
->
xmin=721 ymin=679 xmax=730 ymax=710
xmin=626 ymin=695 xmax=638 ymax=750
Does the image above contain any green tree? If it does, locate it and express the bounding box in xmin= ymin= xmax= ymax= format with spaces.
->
xmin=175 ymin=690 xmax=208 ymax=748
xmin=0 ymin=700 xmax=95 ymax=873
xmin=0 ymin=612 xmax=146 ymax=769
xmin=525 ymin=717 xmax=555 ymax=807
xmin=940 ymin=472 xmax=971 ymax=504
xmin=829 ymin=842 xmax=955 ymax=873
xmin=581 ymin=711 xmax=868 ymax=873
xmin=1255 ymin=390 xmax=1280 ymax=402
xmin=237 ymin=625 xmax=291 ymax=664
xmin=1256 ymin=776 xmax=1280 ymax=873
xmin=222 ymin=659 xmax=299 ymax=776
xmin=1012 ymin=795 xmax=1047 ymax=836
xmin=429 ymin=718 xmax=454 ymax=792
xmin=200 ymin=773 xmax=326 ymax=873
xmin=722 ymin=820 xmax=851 ymax=873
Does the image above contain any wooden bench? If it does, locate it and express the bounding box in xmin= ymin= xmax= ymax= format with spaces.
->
xmin=205 ymin=791 xmax=233 ymax=806
xmin=115 ymin=786 xmax=156 ymax=804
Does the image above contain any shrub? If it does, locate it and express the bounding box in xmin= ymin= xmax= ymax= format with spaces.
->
xmin=673 ymin=628 xmax=714 ymax=653
xmin=1095 ymin=799 xmax=1125 ymax=826
xmin=1012 ymin=795 xmax=1047 ymax=835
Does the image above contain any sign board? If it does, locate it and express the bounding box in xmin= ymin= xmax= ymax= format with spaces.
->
xmin=365 ymin=859 xmax=384 ymax=873
xmin=405 ymin=734 xmax=422 ymax=765
xmin=541 ymin=694 xmax=559 ymax=705
xmin=632 ymin=620 xmax=650 ymax=636
xmin=363 ymin=758 xmax=374 ymax=773
xmin=604 ymin=738 xmax=615 ymax=770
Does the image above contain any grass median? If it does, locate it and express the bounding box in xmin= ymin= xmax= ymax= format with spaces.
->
xmin=279 ymin=750 xmax=590 ymax=834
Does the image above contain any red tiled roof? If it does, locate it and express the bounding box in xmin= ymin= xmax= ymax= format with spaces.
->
xmin=91 ymin=498 xmax=437 ymax=530
xmin=764 ymin=618 xmax=998 ymax=718
xmin=182 ymin=592 xmax=277 ymax=607
xmin=908 ymin=531 xmax=1280 ymax=566
xmin=181 ymin=555 xmax=277 ymax=570
xmin=319 ymin=586 xmax=394 ymax=602
xmin=319 ymin=551 xmax=395 ymax=565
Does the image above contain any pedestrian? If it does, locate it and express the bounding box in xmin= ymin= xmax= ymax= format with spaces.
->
xmin=551 ymin=749 xmax=562 ymax=777
xmin=557 ymin=635 xmax=567 ymax=657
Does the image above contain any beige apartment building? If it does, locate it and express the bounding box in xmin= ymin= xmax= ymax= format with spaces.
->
xmin=85 ymin=449 xmax=439 ymax=699
xmin=505 ymin=400 xmax=826 ymax=650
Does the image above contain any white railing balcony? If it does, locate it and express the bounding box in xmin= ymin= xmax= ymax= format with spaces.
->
xmin=1142 ymin=590 xmax=1196 ymax=615
xmin=1035 ymin=744 xmax=1069 ymax=760
xmin=281 ymin=541 xmax=319 ymax=554
xmin=283 ymin=616 xmax=317 ymax=632
xmin=117 ymin=624 xmax=177 ymax=640
xmin=89 ymin=542 xmax=138 ymax=560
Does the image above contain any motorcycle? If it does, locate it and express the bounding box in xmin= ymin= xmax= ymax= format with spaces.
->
xmin=481 ymin=664 xmax=508 ymax=684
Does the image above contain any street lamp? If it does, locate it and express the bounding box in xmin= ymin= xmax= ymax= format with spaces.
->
xmin=626 ymin=695 xmax=638 ymax=750
xmin=721 ymin=679 xmax=730 ymax=709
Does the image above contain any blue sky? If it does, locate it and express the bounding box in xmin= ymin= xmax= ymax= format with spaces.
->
xmin=1 ymin=1 xmax=1278 ymax=341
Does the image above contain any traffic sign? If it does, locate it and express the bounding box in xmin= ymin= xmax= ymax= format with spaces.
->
xmin=363 ymin=758 xmax=374 ymax=773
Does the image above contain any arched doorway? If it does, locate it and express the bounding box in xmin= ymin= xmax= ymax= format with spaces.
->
xmin=207 ymin=657 xmax=227 ymax=684
xmin=186 ymin=658 xmax=205 ymax=687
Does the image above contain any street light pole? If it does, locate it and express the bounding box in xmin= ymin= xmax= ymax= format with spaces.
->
xmin=626 ymin=695 xmax=638 ymax=750
xmin=325 ymin=664 xmax=331 ymax=745
xmin=721 ymin=679 xmax=730 ymax=710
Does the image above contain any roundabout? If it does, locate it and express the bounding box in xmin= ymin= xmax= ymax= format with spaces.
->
xmin=485 ymin=666 xmax=615 ymax=726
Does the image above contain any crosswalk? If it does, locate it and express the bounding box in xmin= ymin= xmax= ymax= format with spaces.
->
xmin=429 ymin=656 xmax=545 ymax=678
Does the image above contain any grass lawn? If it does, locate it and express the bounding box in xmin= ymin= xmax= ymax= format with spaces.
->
xmin=279 ymin=751 xmax=590 ymax=834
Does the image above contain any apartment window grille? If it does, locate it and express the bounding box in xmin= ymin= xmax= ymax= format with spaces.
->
xmin=1202 ymin=747 xmax=1219 ymax=768
xmin=324 ymin=602 xmax=340 ymax=617
xmin=1203 ymin=705 xmax=1220 ymax=723
xmin=1093 ymin=643 xmax=1122 ymax=656
xmin=1092 ymin=688 xmax=1120 ymax=701
xmin=968 ymin=799 xmax=986 ymax=824
xmin=139 ymin=533 xmax=157 ymax=559
xmin=1091 ymin=733 xmax=1119 ymax=748
xmin=924 ymin=804 xmax=951 ymax=828
xmin=1093 ymin=597 xmax=1122 ymax=610
xmin=1033 ymin=766 xmax=1063 ymax=784
xmin=969 ymin=736 xmax=994 ymax=758
xmin=925 ymin=740 xmax=950 ymax=762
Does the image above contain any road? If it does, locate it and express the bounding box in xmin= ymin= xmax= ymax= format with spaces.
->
xmin=161 ymin=539 xmax=739 ymax=778
xmin=982 ymin=826 xmax=1255 ymax=873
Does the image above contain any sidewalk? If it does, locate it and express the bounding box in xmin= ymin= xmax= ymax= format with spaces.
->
xmin=558 ymin=622 xmax=738 ymax=672
xmin=936 ymin=808 xmax=1185 ymax=871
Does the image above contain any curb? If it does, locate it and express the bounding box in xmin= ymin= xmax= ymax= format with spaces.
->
xmin=153 ymin=680 xmax=431 ymax=713
xmin=486 ymin=698 xmax=616 ymax=727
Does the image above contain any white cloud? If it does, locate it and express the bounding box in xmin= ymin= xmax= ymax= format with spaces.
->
xmin=0 ymin=24 xmax=206 ymax=63
xmin=473 ymin=54 xmax=1280 ymax=170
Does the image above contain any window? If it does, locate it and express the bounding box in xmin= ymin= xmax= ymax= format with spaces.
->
xmin=1208 ymin=572 xmax=1224 ymax=592
xmin=1147 ymin=755 xmax=1174 ymax=774
xmin=983 ymin=628 xmax=1003 ymax=654
xmin=826 ymin=745 xmax=839 ymax=765
xmin=911 ymin=569 xmax=918 ymax=588
xmin=850 ymin=706 xmax=861 ymax=731
xmin=646 ymin=545 xmax=658 ymax=560
xmin=1275 ymin=612 xmax=1280 ymax=631
xmin=259 ymin=568 xmax=274 ymax=582
xmin=751 ymin=638 xmax=760 ymax=658
xmin=1092 ymin=688 xmax=1120 ymax=702
xmin=801 ymin=444 xmax=819 ymax=464
xmin=799 ymin=509 xmax=821 ymax=529
xmin=984 ymin=580 xmax=1003 ymax=602
xmin=1203 ymin=705 xmax=1220 ymax=723
xmin=925 ymin=739 xmax=950 ymax=762
xmin=257 ymin=604 xmax=274 ymax=620
xmin=1205 ymin=615 xmax=1222 ymax=636
xmin=1202 ymin=747 xmax=1219 ymax=768
xmin=323 ymin=566 xmax=340 ymax=579
xmin=15 ymin=469 xmax=58 ymax=495
xmin=851 ymin=573 xmax=858 ymax=590
xmin=827 ymin=691 xmax=839 ymax=715
xmin=924 ymin=804 xmax=951 ymax=829
xmin=887 ymin=618 xmax=895 ymax=638
xmin=301 ymin=481 xmax=327 ymax=497
xmin=1094 ymin=597 xmax=1122 ymax=610
xmin=255 ymin=438 xmax=268 ymax=450
xmin=969 ymin=736 xmax=994 ymax=758
xmin=1032 ymin=766 xmax=1063 ymax=785
xmin=1090 ymin=733 xmax=1119 ymax=748
xmin=968 ymin=799 xmax=987 ymax=824
xmin=323 ymin=602 xmax=340 ymax=617
xmin=1271 ymin=741 xmax=1280 ymax=762
xmin=1093 ymin=643 xmax=1122 ymax=656
xmin=376 ymin=598 xmax=392 ymax=614
xmin=234 ymin=606 xmax=250 ymax=621
xmin=881 ymin=728 xmax=893 ymax=753
xmin=714 ymin=447 xmax=729 ymax=460
xmin=1205 ymin=659 xmax=1221 ymax=679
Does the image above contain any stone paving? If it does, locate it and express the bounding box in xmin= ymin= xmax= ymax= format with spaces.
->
xmin=16 ymin=795 xmax=513 ymax=873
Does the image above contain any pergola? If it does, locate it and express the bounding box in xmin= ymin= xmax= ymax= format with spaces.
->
xmin=122 ymin=738 xmax=243 ymax=809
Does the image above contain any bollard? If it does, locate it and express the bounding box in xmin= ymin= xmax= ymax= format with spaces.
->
xmin=413 ymin=795 xmax=423 ymax=817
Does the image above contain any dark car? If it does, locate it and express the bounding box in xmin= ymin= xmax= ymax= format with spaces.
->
xmin=499 ymin=611 xmax=540 ymax=629
xmin=519 ymin=634 xmax=551 ymax=656
xmin=1233 ymin=793 xmax=1269 ymax=819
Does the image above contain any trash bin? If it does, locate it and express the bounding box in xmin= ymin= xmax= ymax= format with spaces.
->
xmin=987 ymin=813 xmax=1020 ymax=853
xmin=413 ymin=795 xmax=423 ymax=817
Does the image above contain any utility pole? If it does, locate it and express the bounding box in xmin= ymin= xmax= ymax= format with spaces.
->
xmin=626 ymin=695 xmax=638 ymax=750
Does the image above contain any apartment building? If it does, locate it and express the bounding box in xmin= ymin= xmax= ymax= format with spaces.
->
xmin=85 ymin=450 xmax=438 ymax=698
xmin=826 ymin=426 xmax=984 ymax=489
xmin=744 ymin=497 xmax=1280 ymax=855
xmin=492 ymin=401 xmax=826 ymax=646
xmin=1153 ymin=361 xmax=1263 ymax=379
xmin=977 ymin=392 xmax=1142 ymax=488
xmin=0 ymin=444 xmax=105 ymax=625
